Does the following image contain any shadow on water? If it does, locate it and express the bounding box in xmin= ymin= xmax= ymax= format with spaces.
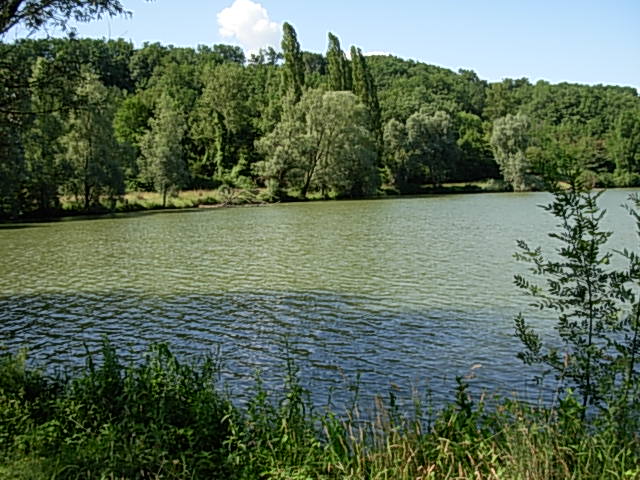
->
xmin=52 ymin=207 xmax=214 ymax=223
xmin=0 ymin=223 xmax=47 ymax=230
xmin=0 ymin=289 xmax=551 ymax=412
xmin=0 ymin=206 xmax=221 ymax=229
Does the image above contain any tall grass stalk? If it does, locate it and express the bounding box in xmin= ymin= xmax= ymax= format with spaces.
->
xmin=1 ymin=342 xmax=638 ymax=479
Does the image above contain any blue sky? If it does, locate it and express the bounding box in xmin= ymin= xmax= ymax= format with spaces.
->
xmin=7 ymin=0 xmax=640 ymax=90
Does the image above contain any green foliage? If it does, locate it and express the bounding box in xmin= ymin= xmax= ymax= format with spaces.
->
xmin=455 ymin=111 xmax=498 ymax=182
xmin=2 ymin=28 xmax=640 ymax=219
xmin=350 ymin=46 xmax=383 ymax=160
xmin=383 ymin=118 xmax=412 ymax=190
xmin=0 ymin=0 xmax=128 ymax=37
xmin=483 ymin=78 xmax=533 ymax=121
xmin=607 ymin=107 xmax=640 ymax=176
xmin=514 ymin=186 xmax=640 ymax=418
xmin=407 ymin=109 xmax=458 ymax=187
xmin=384 ymin=109 xmax=460 ymax=191
xmin=1 ymin=341 xmax=639 ymax=479
xmin=138 ymin=93 xmax=187 ymax=207
xmin=58 ymin=70 xmax=124 ymax=211
xmin=190 ymin=62 xmax=255 ymax=185
xmin=0 ymin=341 xmax=234 ymax=479
xmin=281 ymin=22 xmax=305 ymax=103
xmin=326 ymin=32 xmax=349 ymax=91
xmin=490 ymin=112 xmax=532 ymax=191
xmin=255 ymin=89 xmax=378 ymax=199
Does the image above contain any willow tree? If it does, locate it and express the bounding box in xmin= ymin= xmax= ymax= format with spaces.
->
xmin=406 ymin=110 xmax=457 ymax=187
xmin=490 ymin=113 xmax=531 ymax=191
xmin=255 ymin=89 xmax=377 ymax=199
xmin=59 ymin=71 xmax=123 ymax=210
xmin=383 ymin=118 xmax=412 ymax=190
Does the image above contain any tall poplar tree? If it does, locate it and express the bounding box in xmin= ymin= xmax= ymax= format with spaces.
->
xmin=281 ymin=22 xmax=305 ymax=102
xmin=350 ymin=46 xmax=382 ymax=164
xmin=326 ymin=32 xmax=349 ymax=91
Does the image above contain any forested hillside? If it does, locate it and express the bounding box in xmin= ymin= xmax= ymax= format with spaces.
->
xmin=1 ymin=24 xmax=639 ymax=218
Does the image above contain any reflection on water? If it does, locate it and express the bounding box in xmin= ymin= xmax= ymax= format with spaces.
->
xmin=1 ymin=191 xmax=637 ymax=410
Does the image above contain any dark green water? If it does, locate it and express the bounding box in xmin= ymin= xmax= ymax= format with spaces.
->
xmin=1 ymin=191 xmax=637 ymax=408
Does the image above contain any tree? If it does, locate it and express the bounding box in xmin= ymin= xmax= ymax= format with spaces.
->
xmin=281 ymin=22 xmax=305 ymax=102
xmin=309 ymin=91 xmax=378 ymax=197
xmin=139 ymin=93 xmax=187 ymax=207
xmin=514 ymin=184 xmax=640 ymax=415
xmin=1 ymin=0 xmax=128 ymax=37
xmin=211 ymin=44 xmax=245 ymax=65
xmin=527 ymin=120 xmax=602 ymax=189
xmin=0 ymin=0 xmax=135 ymax=217
xmin=490 ymin=113 xmax=531 ymax=191
xmin=23 ymin=57 xmax=66 ymax=213
xmin=350 ymin=46 xmax=382 ymax=163
xmin=113 ymin=92 xmax=151 ymax=185
xmin=383 ymin=118 xmax=412 ymax=190
xmin=59 ymin=71 xmax=123 ymax=210
xmin=129 ymin=42 xmax=169 ymax=89
xmin=190 ymin=62 xmax=254 ymax=185
xmin=0 ymin=41 xmax=31 ymax=217
xmin=455 ymin=111 xmax=498 ymax=182
xmin=326 ymin=33 xmax=349 ymax=91
xmin=454 ymin=69 xmax=486 ymax=116
xmin=607 ymin=108 xmax=640 ymax=184
xmin=483 ymin=78 xmax=532 ymax=121
xmin=0 ymin=114 xmax=24 ymax=217
xmin=252 ymin=103 xmax=302 ymax=199
xmin=406 ymin=110 xmax=458 ymax=188
xmin=255 ymin=89 xmax=377 ymax=199
xmin=248 ymin=46 xmax=281 ymax=66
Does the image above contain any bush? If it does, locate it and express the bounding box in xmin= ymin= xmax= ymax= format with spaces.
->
xmin=514 ymin=186 xmax=640 ymax=426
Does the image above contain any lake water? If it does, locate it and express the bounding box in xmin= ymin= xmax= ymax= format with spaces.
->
xmin=1 ymin=190 xmax=638 ymax=411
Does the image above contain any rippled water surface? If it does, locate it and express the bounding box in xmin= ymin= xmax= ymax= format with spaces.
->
xmin=1 ymin=191 xmax=637 ymax=408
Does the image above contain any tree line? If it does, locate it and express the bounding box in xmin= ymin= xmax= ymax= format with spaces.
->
xmin=1 ymin=23 xmax=639 ymax=217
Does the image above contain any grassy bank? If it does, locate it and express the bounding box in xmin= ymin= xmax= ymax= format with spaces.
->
xmin=1 ymin=342 xmax=638 ymax=479
xmin=23 ymin=181 xmax=501 ymax=221
xmin=59 ymin=187 xmax=262 ymax=215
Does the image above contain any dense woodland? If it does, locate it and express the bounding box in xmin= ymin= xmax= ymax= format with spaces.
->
xmin=1 ymin=24 xmax=639 ymax=218
xmin=2 ymin=4 xmax=640 ymax=477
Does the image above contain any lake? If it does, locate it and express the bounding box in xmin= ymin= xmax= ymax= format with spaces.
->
xmin=1 ymin=190 xmax=637 ymax=411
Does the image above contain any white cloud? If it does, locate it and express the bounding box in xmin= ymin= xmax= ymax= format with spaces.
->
xmin=217 ymin=0 xmax=281 ymax=53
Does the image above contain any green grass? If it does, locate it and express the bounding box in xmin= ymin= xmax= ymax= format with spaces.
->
xmin=1 ymin=342 xmax=639 ymax=479
xmin=57 ymin=187 xmax=263 ymax=216
xmin=48 ymin=181 xmax=516 ymax=220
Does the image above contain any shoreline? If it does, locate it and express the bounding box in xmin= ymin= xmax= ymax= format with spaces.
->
xmin=2 ymin=184 xmax=638 ymax=225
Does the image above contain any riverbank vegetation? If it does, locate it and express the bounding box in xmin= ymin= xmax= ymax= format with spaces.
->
xmin=2 ymin=9 xmax=639 ymax=218
xmin=1 ymin=341 xmax=639 ymax=479
xmin=2 ymin=3 xmax=640 ymax=478
xmin=2 ymin=183 xmax=640 ymax=479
